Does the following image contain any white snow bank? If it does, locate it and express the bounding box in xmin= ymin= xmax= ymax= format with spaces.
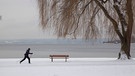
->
xmin=0 ymin=58 xmax=135 ymax=76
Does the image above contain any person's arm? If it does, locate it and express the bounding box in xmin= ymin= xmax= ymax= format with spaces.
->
xmin=29 ymin=53 xmax=33 ymax=54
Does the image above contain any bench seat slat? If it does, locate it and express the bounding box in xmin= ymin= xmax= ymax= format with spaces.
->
xmin=49 ymin=55 xmax=69 ymax=62
xmin=50 ymin=55 xmax=69 ymax=57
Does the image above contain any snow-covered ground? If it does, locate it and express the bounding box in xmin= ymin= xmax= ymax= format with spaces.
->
xmin=0 ymin=58 xmax=135 ymax=76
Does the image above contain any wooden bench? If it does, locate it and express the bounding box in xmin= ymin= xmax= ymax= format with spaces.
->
xmin=49 ymin=55 xmax=69 ymax=62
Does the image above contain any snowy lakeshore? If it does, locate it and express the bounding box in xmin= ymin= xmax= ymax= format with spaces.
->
xmin=0 ymin=40 xmax=135 ymax=76
xmin=0 ymin=58 xmax=135 ymax=76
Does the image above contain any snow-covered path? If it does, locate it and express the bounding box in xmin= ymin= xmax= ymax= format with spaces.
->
xmin=0 ymin=58 xmax=135 ymax=76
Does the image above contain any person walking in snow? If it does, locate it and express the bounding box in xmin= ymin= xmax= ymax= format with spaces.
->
xmin=20 ymin=48 xmax=33 ymax=64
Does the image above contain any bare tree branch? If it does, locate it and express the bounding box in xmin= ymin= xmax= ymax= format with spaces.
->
xmin=94 ymin=0 xmax=124 ymax=40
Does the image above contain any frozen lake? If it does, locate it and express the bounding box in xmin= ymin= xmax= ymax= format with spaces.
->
xmin=0 ymin=43 xmax=135 ymax=58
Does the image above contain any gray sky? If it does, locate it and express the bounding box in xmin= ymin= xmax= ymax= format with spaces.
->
xmin=0 ymin=0 xmax=54 ymax=40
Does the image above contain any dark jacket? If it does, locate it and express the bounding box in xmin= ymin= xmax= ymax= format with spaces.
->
xmin=24 ymin=48 xmax=33 ymax=56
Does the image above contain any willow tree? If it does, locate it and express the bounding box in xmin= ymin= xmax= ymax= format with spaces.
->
xmin=38 ymin=0 xmax=134 ymax=59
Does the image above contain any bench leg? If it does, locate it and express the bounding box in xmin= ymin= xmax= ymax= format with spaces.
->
xmin=65 ymin=57 xmax=67 ymax=62
xmin=51 ymin=57 xmax=53 ymax=62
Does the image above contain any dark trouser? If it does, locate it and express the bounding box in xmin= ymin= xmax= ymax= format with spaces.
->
xmin=20 ymin=55 xmax=31 ymax=63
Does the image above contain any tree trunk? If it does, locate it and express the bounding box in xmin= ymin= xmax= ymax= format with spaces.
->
xmin=94 ymin=0 xmax=133 ymax=60
xmin=118 ymin=42 xmax=131 ymax=60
